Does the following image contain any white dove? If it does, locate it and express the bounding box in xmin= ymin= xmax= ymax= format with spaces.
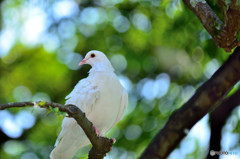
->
xmin=50 ymin=50 xmax=128 ymax=159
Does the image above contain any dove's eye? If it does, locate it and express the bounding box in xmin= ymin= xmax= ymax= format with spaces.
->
xmin=91 ymin=53 xmax=95 ymax=58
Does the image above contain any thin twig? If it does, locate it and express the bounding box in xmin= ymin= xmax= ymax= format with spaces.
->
xmin=0 ymin=101 xmax=114 ymax=159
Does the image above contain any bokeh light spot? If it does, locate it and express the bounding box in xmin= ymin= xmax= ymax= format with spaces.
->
xmin=43 ymin=34 xmax=60 ymax=53
xmin=111 ymin=54 xmax=127 ymax=72
xmin=21 ymin=7 xmax=47 ymax=46
xmin=21 ymin=152 xmax=39 ymax=159
xmin=80 ymin=7 xmax=106 ymax=25
xmin=131 ymin=11 xmax=151 ymax=32
xmin=13 ymin=85 xmax=32 ymax=102
xmin=0 ymin=29 xmax=16 ymax=57
xmin=16 ymin=110 xmax=36 ymax=129
xmin=204 ymin=59 xmax=220 ymax=78
xmin=0 ymin=110 xmax=36 ymax=138
xmin=2 ymin=117 xmax=23 ymax=138
xmin=125 ymin=125 xmax=142 ymax=140
xmin=33 ymin=92 xmax=51 ymax=102
xmin=113 ymin=15 xmax=130 ymax=33
xmin=53 ymin=0 xmax=79 ymax=20
xmin=58 ymin=20 xmax=76 ymax=39
xmin=181 ymin=85 xmax=195 ymax=102
xmin=140 ymin=73 xmax=170 ymax=100
xmin=3 ymin=140 xmax=26 ymax=156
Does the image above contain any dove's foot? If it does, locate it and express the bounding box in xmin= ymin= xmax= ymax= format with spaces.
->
xmin=93 ymin=125 xmax=100 ymax=136
xmin=110 ymin=138 xmax=116 ymax=150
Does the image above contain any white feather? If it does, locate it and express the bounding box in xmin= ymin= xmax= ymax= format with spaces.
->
xmin=50 ymin=50 xmax=128 ymax=159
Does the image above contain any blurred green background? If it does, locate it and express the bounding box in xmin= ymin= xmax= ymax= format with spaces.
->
xmin=0 ymin=0 xmax=238 ymax=159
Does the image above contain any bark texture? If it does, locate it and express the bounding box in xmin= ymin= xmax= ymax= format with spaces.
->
xmin=183 ymin=0 xmax=240 ymax=52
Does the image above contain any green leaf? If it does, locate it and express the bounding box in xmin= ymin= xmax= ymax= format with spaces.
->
xmin=37 ymin=101 xmax=46 ymax=106
xmin=59 ymin=112 xmax=66 ymax=118
xmin=46 ymin=108 xmax=51 ymax=115
xmin=52 ymin=107 xmax=59 ymax=113
xmin=49 ymin=106 xmax=54 ymax=112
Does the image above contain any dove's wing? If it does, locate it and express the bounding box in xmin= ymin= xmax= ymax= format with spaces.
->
xmin=65 ymin=78 xmax=100 ymax=115
xmin=50 ymin=78 xmax=100 ymax=159
xmin=55 ymin=78 xmax=100 ymax=145
xmin=110 ymin=88 xmax=128 ymax=129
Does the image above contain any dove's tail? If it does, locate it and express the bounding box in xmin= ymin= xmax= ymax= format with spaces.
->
xmin=50 ymin=118 xmax=90 ymax=159
xmin=50 ymin=142 xmax=78 ymax=159
xmin=50 ymin=131 xmax=90 ymax=159
xmin=50 ymin=143 xmax=90 ymax=159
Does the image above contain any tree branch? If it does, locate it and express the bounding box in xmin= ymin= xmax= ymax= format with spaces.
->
xmin=140 ymin=47 xmax=240 ymax=159
xmin=207 ymin=88 xmax=240 ymax=159
xmin=0 ymin=101 xmax=114 ymax=159
xmin=183 ymin=0 xmax=240 ymax=52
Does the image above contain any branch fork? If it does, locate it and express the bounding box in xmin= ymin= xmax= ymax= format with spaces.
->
xmin=183 ymin=0 xmax=240 ymax=52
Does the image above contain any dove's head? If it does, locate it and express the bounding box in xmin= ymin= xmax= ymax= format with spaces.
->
xmin=79 ymin=50 xmax=114 ymax=71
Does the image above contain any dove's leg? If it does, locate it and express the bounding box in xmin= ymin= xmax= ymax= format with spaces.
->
xmin=93 ymin=125 xmax=101 ymax=136
xmin=93 ymin=125 xmax=116 ymax=144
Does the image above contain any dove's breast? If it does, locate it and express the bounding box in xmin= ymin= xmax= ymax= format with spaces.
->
xmin=88 ymin=72 xmax=124 ymax=135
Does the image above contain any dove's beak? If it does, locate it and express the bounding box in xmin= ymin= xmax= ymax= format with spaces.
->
xmin=79 ymin=57 xmax=90 ymax=66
